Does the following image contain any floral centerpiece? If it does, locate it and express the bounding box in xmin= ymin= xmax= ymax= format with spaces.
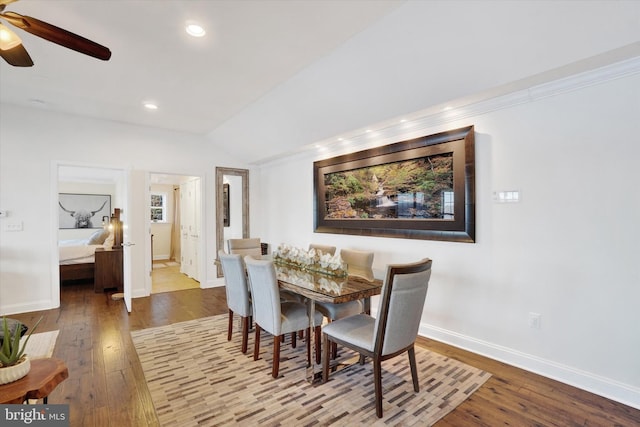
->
xmin=274 ymin=244 xmax=347 ymax=278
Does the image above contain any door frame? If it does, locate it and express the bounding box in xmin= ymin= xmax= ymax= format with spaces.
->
xmin=145 ymin=172 xmax=205 ymax=294
xmin=53 ymin=161 xmax=131 ymax=308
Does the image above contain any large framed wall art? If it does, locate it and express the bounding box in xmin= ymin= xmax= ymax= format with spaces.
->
xmin=59 ymin=193 xmax=111 ymax=229
xmin=313 ymin=125 xmax=475 ymax=243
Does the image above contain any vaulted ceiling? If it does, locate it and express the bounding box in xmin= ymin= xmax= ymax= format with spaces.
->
xmin=1 ymin=0 xmax=638 ymax=164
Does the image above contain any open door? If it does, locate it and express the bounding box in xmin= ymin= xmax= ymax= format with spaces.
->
xmin=119 ymin=169 xmax=132 ymax=312
xmin=120 ymin=169 xmax=148 ymax=312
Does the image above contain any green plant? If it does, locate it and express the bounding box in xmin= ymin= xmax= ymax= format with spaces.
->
xmin=0 ymin=316 xmax=42 ymax=367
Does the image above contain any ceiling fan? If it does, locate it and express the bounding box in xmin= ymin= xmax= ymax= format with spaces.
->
xmin=0 ymin=0 xmax=111 ymax=67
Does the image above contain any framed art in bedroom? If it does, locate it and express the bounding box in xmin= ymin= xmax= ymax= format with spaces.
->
xmin=58 ymin=193 xmax=111 ymax=229
xmin=313 ymin=125 xmax=475 ymax=243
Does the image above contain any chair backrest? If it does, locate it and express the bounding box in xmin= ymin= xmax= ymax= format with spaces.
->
xmin=244 ymin=256 xmax=282 ymax=336
xmin=373 ymin=259 xmax=432 ymax=356
xmin=218 ymin=251 xmax=251 ymax=317
xmin=340 ymin=248 xmax=375 ymax=281
xmin=228 ymin=238 xmax=262 ymax=258
xmin=308 ymin=244 xmax=336 ymax=256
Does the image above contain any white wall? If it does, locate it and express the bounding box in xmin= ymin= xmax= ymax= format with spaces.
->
xmin=253 ymin=70 xmax=640 ymax=408
xmin=0 ymin=106 xmax=242 ymax=314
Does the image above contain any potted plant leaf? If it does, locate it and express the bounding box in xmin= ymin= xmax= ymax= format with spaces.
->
xmin=0 ymin=316 xmax=43 ymax=385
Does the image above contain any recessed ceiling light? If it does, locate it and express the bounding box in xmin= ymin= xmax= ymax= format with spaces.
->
xmin=186 ymin=23 xmax=206 ymax=37
xmin=143 ymin=102 xmax=158 ymax=110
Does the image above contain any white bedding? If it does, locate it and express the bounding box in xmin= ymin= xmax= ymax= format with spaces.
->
xmin=59 ymin=243 xmax=103 ymax=264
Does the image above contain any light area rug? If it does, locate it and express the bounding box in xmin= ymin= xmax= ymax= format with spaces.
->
xmin=131 ymin=316 xmax=490 ymax=426
xmin=22 ymin=330 xmax=59 ymax=359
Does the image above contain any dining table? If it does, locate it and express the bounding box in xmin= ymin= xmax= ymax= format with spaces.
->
xmin=273 ymin=261 xmax=383 ymax=383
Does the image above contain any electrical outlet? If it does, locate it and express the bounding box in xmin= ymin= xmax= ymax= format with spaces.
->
xmin=528 ymin=312 xmax=541 ymax=329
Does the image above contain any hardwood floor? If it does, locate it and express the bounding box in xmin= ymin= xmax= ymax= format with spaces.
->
xmin=8 ymin=282 xmax=640 ymax=426
xmin=151 ymin=261 xmax=199 ymax=294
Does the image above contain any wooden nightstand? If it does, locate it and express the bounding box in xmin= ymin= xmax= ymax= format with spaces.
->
xmin=94 ymin=248 xmax=123 ymax=293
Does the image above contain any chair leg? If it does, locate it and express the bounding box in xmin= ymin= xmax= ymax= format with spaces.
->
xmin=227 ymin=309 xmax=234 ymax=341
xmin=272 ymin=335 xmax=281 ymax=378
xmin=373 ymin=356 xmax=383 ymax=418
xmin=291 ymin=332 xmax=297 ymax=348
xmin=241 ymin=316 xmax=249 ymax=354
xmin=253 ymin=324 xmax=261 ymax=361
xmin=322 ymin=333 xmax=330 ymax=383
xmin=326 ymin=319 xmax=338 ymax=360
xmin=408 ymin=346 xmax=419 ymax=392
xmin=306 ymin=328 xmax=311 ymax=365
xmin=314 ymin=326 xmax=321 ymax=365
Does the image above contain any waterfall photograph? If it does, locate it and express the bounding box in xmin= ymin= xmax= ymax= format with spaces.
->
xmin=322 ymin=153 xmax=454 ymax=220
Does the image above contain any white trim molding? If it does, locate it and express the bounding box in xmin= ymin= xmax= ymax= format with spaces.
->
xmin=419 ymin=323 xmax=640 ymax=411
xmin=255 ymin=55 xmax=640 ymax=168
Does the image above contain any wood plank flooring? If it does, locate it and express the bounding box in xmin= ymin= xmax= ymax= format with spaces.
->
xmin=151 ymin=261 xmax=199 ymax=294
xmin=7 ymin=281 xmax=640 ymax=427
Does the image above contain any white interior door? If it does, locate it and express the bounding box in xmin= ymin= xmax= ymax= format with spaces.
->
xmin=180 ymin=178 xmax=200 ymax=281
xmin=118 ymin=169 xmax=132 ymax=312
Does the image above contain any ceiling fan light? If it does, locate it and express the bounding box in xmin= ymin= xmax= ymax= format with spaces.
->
xmin=0 ymin=23 xmax=22 ymax=51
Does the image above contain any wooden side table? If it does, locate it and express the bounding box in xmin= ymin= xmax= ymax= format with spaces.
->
xmin=0 ymin=358 xmax=68 ymax=404
xmin=94 ymin=247 xmax=123 ymax=293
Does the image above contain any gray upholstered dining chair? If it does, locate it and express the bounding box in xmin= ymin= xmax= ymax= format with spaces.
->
xmin=321 ymin=258 xmax=433 ymax=418
xmin=308 ymin=243 xmax=337 ymax=256
xmin=313 ymin=246 xmax=369 ymax=360
xmin=341 ymin=248 xmax=375 ymax=281
xmin=228 ymin=238 xmax=262 ymax=258
xmin=245 ymin=256 xmax=324 ymax=378
xmin=218 ymin=250 xmax=252 ymax=354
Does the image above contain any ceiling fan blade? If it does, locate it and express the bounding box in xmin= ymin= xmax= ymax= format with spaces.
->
xmin=0 ymin=41 xmax=33 ymax=66
xmin=1 ymin=11 xmax=111 ymax=60
xmin=0 ymin=0 xmax=19 ymax=8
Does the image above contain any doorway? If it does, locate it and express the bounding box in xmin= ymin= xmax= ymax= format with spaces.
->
xmin=56 ymin=164 xmax=132 ymax=310
xmin=149 ymin=173 xmax=202 ymax=294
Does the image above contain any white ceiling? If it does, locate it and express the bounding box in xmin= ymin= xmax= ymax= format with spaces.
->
xmin=2 ymin=1 xmax=639 ymax=164
xmin=0 ymin=0 xmax=403 ymax=132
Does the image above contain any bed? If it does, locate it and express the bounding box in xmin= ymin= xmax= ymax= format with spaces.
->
xmin=59 ymin=209 xmax=122 ymax=283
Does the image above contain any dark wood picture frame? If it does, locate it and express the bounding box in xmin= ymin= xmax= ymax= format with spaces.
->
xmin=58 ymin=193 xmax=111 ymax=229
xmin=313 ymin=125 xmax=475 ymax=243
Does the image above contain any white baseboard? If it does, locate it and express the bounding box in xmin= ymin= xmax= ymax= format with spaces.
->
xmin=0 ymin=299 xmax=57 ymax=316
xmin=202 ymin=277 xmax=225 ymax=289
xmin=419 ymin=323 xmax=640 ymax=410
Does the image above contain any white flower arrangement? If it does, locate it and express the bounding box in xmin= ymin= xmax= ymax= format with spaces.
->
xmin=274 ymin=244 xmax=347 ymax=277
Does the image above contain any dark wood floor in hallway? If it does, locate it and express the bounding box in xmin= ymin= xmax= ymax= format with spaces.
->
xmin=7 ymin=282 xmax=640 ymax=426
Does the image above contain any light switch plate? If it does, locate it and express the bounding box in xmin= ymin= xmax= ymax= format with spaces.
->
xmin=493 ymin=190 xmax=520 ymax=203
xmin=4 ymin=222 xmax=23 ymax=232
